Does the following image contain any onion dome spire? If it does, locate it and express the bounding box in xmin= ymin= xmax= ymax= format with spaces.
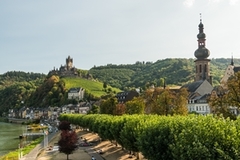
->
xmin=194 ymin=13 xmax=210 ymax=59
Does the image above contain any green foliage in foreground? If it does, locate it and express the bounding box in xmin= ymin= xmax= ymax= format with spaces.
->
xmin=0 ymin=137 xmax=43 ymax=160
xmin=59 ymin=114 xmax=240 ymax=160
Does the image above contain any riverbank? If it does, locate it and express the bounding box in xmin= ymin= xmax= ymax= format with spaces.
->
xmin=0 ymin=122 xmax=25 ymax=158
xmin=37 ymin=129 xmax=145 ymax=160
xmin=7 ymin=117 xmax=33 ymax=124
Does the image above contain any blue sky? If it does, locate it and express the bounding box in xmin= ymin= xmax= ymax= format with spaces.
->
xmin=1 ymin=0 xmax=240 ymax=74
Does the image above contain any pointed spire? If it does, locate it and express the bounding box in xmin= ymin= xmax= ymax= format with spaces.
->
xmin=231 ymin=54 xmax=234 ymax=66
xmin=198 ymin=13 xmax=204 ymax=33
xmin=200 ymin=13 xmax=202 ymax=23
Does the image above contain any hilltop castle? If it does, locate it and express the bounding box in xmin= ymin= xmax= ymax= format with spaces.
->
xmin=48 ymin=56 xmax=78 ymax=77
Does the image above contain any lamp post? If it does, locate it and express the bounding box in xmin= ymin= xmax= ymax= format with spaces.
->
xmin=19 ymin=135 xmax=23 ymax=159
xmin=18 ymin=143 xmax=20 ymax=160
xmin=42 ymin=128 xmax=48 ymax=149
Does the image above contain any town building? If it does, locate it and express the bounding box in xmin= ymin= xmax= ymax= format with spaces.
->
xmin=116 ymin=90 xmax=140 ymax=103
xmin=68 ymin=87 xmax=85 ymax=101
xmin=220 ymin=57 xmax=240 ymax=88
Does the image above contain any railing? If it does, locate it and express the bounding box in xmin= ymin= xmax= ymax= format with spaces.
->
xmin=22 ymin=132 xmax=45 ymax=136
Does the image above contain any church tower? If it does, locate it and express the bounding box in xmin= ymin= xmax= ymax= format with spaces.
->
xmin=194 ymin=16 xmax=212 ymax=84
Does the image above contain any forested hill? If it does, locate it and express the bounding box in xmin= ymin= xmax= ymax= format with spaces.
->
xmin=0 ymin=71 xmax=46 ymax=116
xmin=0 ymin=71 xmax=46 ymax=89
xmin=89 ymin=58 xmax=240 ymax=90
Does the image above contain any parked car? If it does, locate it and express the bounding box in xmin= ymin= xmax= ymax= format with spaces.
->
xmin=79 ymin=142 xmax=93 ymax=147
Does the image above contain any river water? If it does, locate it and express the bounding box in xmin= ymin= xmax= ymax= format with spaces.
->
xmin=0 ymin=122 xmax=25 ymax=156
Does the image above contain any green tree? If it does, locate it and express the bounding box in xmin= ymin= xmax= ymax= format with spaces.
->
xmin=125 ymin=97 xmax=145 ymax=114
xmin=209 ymin=86 xmax=237 ymax=120
xmin=171 ymin=88 xmax=188 ymax=115
xmin=88 ymin=104 xmax=100 ymax=114
xmin=143 ymin=87 xmax=188 ymax=115
xmin=103 ymin=82 xmax=107 ymax=89
xmin=100 ymin=97 xmax=118 ymax=114
xmin=226 ymin=72 xmax=240 ymax=108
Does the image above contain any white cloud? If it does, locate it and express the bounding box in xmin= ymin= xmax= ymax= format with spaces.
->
xmin=208 ymin=0 xmax=239 ymax=5
xmin=208 ymin=0 xmax=222 ymax=3
xmin=183 ymin=0 xmax=195 ymax=7
xmin=229 ymin=0 xmax=239 ymax=5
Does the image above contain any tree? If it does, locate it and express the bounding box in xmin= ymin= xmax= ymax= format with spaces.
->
xmin=103 ymin=82 xmax=107 ymax=89
xmin=159 ymin=78 xmax=165 ymax=87
xmin=125 ymin=97 xmax=145 ymax=114
xmin=100 ymin=97 xmax=118 ymax=114
xmin=58 ymin=130 xmax=78 ymax=160
xmin=143 ymin=87 xmax=188 ymax=115
xmin=226 ymin=72 xmax=240 ymax=108
xmin=171 ymin=88 xmax=188 ymax=115
xmin=58 ymin=121 xmax=71 ymax=131
xmin=209 ymin=86 xmax=237 ymax=120
xmin=88 ymin=104 xmax=100 ymax=114
xmin=212 ymin=72 xmax=240 ymax=120
xmin=114 ymin=103 xmax=126 ymax=115
xmin=58 ymin=121 xmax=78 ymax=160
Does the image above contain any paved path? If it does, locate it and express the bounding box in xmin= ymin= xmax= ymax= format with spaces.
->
xmin=20 ymin=132 xmax=104 ymax=160
xmin=20 ymin=132 xmax=57 ymax=160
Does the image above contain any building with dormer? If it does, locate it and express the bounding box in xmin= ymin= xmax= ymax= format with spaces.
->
xmin=116 ymin=90 xmax=139 ymax=103
xmin=68 ymin=87 xmax=85 ymax=101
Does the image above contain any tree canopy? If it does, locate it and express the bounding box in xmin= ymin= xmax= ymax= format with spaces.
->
xmin=58 ymin=121 xmax=78 ymax=160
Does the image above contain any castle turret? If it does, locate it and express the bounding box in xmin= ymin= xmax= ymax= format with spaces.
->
xmin=66 ymin=55 xmax=73 ymax=70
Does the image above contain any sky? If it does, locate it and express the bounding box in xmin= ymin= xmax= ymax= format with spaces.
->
xmin=1 ymin=0 xmax=240 ymax=74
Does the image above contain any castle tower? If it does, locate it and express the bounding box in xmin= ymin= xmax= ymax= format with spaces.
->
xmin=194 ymin=15 xmax=212 ymax=84
xmin=66 ymin=55 xmax=73 ymax=70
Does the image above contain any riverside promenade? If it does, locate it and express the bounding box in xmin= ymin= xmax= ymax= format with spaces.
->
xmin=20 ymin=131 xmax=104 ymax=160
xmin=20 ymin=131 xmax=58 ymax=160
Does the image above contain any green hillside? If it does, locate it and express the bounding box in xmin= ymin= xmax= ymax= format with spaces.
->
xmin=89 ymin=58 xmax=240 ymax=89
xmin=62 ymin=77 xmax=122 ymax=97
